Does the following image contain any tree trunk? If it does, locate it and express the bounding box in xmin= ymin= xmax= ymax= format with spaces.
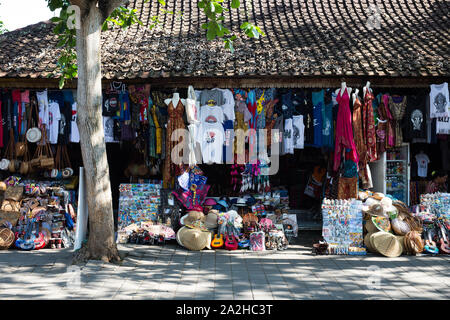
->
xmin=74 ymin=2 xmax=119 ymax=263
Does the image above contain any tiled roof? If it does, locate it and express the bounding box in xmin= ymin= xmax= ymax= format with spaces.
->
xmin=0 ymin=0 xmax=448 ymax=79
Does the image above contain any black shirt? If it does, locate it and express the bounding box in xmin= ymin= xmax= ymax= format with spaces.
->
xmin=403 ymin=95 xmax=427 ymax=141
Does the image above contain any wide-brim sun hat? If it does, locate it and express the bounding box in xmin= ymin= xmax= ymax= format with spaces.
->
xmin=177 ymin=226 xmax=210 ymax=251
xmin=217 ymin=200 xmax=228 ymax=209
xmin=235 ymin=198 xmax=247 ymax=207
xmin=372 ymin=192 xmax=385 ymax=201
xmin=364 ymin=232 xmax=377 ymax=253
xmin=367 ymin=204 xmax=386 ymax=217
xmin=371 ymin=231 xmax=403 ymax=257
xmin=204 ymin=198 xmax=217 ymax=206
xmin=371 ymin=216 xmax=391 ymax=233
xmin=185 ymin=220 xmax=209 ymax=232
xmin=205 ymin=211 xmax=219 ymax=229
xmin=365 ymin=218 xmax=379 ymax=233
xmin=26 ymin=127 xmax=42 ymax=143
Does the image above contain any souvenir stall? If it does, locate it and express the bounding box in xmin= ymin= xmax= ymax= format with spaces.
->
xmin=0 ymin=80 xmax=448 ymax=254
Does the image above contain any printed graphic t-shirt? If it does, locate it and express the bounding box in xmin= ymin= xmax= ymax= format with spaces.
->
xmin=71 ymin=102 xmax=80 ymax=143
xmin=403 ymin=95 xmax=427 ymax=141
xmin=430 ymin=82 xmax=449 ymax=118
xmin=415 ymin=153 xmax=430 ymax=178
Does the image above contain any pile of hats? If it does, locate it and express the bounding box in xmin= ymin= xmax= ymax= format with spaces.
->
xmin=361 ymin=192 xmax=423 ymax=257
xmin=177 ymin=206 xmax=212 ymax=251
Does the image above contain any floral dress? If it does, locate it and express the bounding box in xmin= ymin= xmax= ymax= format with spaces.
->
xmin=163 ymin=100 xmax=186 ymax=188
xmin=363 ymin=90 xmax=377 ymax=162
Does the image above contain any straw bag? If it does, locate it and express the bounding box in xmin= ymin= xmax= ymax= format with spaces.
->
xmin=55 ymin=144 xmax=73 ymax=179
xmin=31 ymin=125 xmax=54 ymax=170
xmin=0 ymin=227 xmax=15 ymax=250
xmin=1 ymin=200 xmax=21 ymax=212
xmin=1 ymin=128 xmax=15 ymax=172
xmin=403 ymin=231 xmax=424 ymax=255
xmin=0 ymin=210 xmax=21 ymax=226
xmin=5 ymin=185 xmax=24 ymax=201
xmin=20 ymin=143 xmax=31 ymax=175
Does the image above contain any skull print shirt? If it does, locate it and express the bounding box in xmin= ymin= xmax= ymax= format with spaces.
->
xmin=403 ymin=95 xmax=427 ymax=141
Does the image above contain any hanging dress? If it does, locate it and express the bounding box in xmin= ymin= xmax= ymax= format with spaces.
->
xmin=186 ymin=85 xmax=200 ymax=166
xmin=363 ymin=90 xmax=377 ymax=162
xmin=163 ymin=100 xmax=186 ymax=188
xmin=352 ymin=96 xmax=366 ymax=163
xmin=389 ymin=96 xmax=407 ymax=147
xmin=333 ymin=89 xmax=358 ymax=172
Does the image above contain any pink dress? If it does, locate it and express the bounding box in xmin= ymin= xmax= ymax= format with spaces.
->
xmin=333 ymin=89 xmax=359 ymax=171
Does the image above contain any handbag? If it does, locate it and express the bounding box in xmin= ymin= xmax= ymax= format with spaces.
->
xmin=5 ymin=185 xmax=24 ymax=201
xmin=31 ymin=125 xmax=55 ymax=170
xmin=250 ymin=231 xmax=265 ymax=251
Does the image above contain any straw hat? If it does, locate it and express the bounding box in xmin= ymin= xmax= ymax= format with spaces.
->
xmin=395 ymin=235 xmax=406 ymax=254
xmin=205 ymin=211 xmax=218 ymax=229
xmin=185 ymin=220 xmax=209 ymax=232
xmin=372 ymin=192 xmax=385 ymax=201
xmin=177 ymin=226 xmax=210 ymax=251
xmin=367 ymin=204 xmax=386 ymax=217
xmin=371 ymin=216 xmax=391 ymax=233
xmin=371 ymin=231 xmax=403 ymax=257
xmin=180 ymin=210 xmax=205 ymax=226
xmin=364 ymin=197 xmax=380 ymax=207
xmin=391 ymin=217 xmax=411 ymax=236
xmin=26 ymin=127 xmax=42 ymax=143
xmin=365 ymin=218 xmax=379 ymax=233
xmin=364 ymin=232 xmax=377 ymax=253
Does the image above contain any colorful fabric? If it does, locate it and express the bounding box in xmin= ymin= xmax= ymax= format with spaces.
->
xmin=333 ymin=89 xmax=358 ymax=172
xmin=363 ymin=90 xmax=377 ymax=162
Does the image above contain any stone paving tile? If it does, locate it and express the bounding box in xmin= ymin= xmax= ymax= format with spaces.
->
xmin=1 ymin=244 xmax=449 ymax=300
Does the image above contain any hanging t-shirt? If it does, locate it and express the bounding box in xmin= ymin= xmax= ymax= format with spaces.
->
xmin=222 ymin=120 xmax=234 ymax=163
xmin=322 ymin=89 xmax=334 ymax=149
xmin=292 ymin=115 xmax=305 ymax=149
xmin=102 ymin=92 xmax=120 ymax=117
xmin=272 ymin=114 xmax=284 ymax=155
xmin=70 ymin=102 xmax=80 ymax=143
xmin=436 ymin=117 xmax=450 ymax=134
xmin=58 ymin=101 xmax=72 ymax=145
xmin=200 ymin=89 xmax=224 ymax=107
xmin=415 ymin=153 xmax=430 ymax=178
xmin=199 ymin=105 xmax=224 ymax=125
xmin=103 ymin=116 xmax=118 ymax=143
xmin=36 ymin=89 xmax=49 ymax=128
xmin=217 ymin=88 xmax=235 ymax=121
xmin=312 ymin=90 xmax=324 ymax=147
xmin=196 ymin=122 xmax=224 ymax=164
xmin=430 ymin=82 xmax=449 ymax=118
xmin=48 ymin=101 xmax=61 ymax=144
xmin=283 ymin=118 xmax=294 ymax=154
xmin=403 ymin=95 xmax=427 ymax=141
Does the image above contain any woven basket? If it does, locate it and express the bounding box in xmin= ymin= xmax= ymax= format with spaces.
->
xmin=0 ymin=210 xmax=21 ymax=226
xmin=0 ymin=228 xmax=14 ymax=250
xmin=364 ymin=232 xmax=377 ymax=253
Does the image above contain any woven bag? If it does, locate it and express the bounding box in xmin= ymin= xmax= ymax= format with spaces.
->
xmin=0 ymin=210 xmax=21 ymax=226
xmin=4 ymin=186 xmax=24 ymax=201
xmin=0 ymin=228 xmax=14 ymax=250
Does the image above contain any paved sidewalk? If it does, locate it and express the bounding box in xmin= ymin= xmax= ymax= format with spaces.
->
xmin=0 ymin=243 xmax=449 ymax=300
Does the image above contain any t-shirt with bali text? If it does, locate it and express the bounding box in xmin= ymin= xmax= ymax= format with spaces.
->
xmin=415 ymin=153 xmax=430 ymax=178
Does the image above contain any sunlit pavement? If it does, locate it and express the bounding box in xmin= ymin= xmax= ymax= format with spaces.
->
xmin=0 ymin=243 xmax=449 ymax=300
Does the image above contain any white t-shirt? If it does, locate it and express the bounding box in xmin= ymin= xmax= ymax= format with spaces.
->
xmin=48 ymin=101 xmax=61 ymax=144
xmin=283 ymin=118 xmax=294 ymax=154
xmin=436 ymin=117 xmax=450 ymax=134
xmin=199 ymin=105 xmax=224 ymax=125
xmin=70 ymin=102 xmax=80 ymax=143
xmin=216 ymin=88 xmax=235 ymax=121
xmin=430 ymin=82 xmax=449 ymax=118
xmin=415 ymin=153 xmax=430 ymax=178
xmin=196 ymin=122 xmax=224 ymax=164
xmin=292 ymin=115 xmax=305 ymax=149
xmin=36 ymin=90 xmax=49 ymax=128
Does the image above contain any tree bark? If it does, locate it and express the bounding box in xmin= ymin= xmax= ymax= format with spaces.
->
xmin=74 ymin=1 xmax=120 ymax=263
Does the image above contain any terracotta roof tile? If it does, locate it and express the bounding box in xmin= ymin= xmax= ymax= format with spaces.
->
xmin=0 ymin=0 xmax=448 ymax=79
